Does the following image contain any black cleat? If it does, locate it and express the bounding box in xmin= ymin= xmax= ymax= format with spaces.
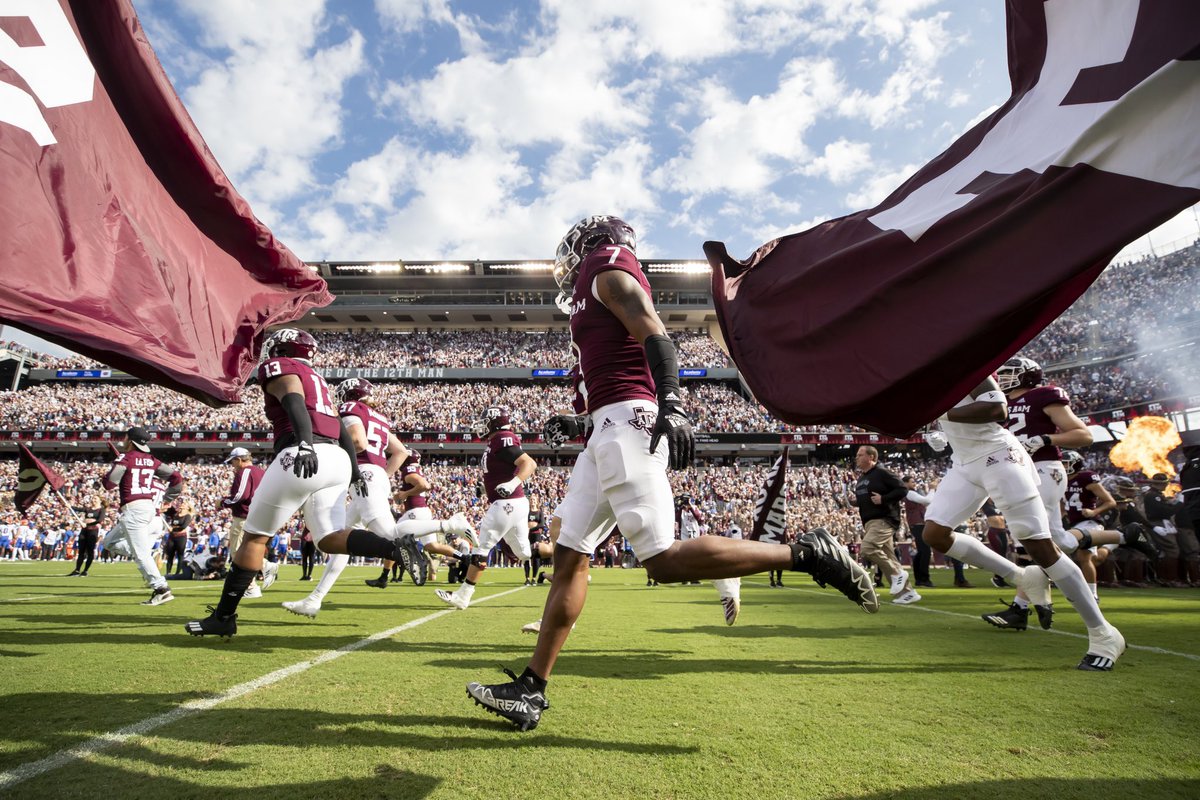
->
xmin=981 ymin=600 xmax=1028 ymax=631
xmin=364 ymin=577 xmax=389 ymax=589
xmin=392 ymin=535 xmax=428 ymax=587
xmin=1033 ymin=603 xmax=1054 ymax=630
xmin=466 ymin=668 xmax=548 ymax=732
xmin=794 ymin=528 xmax=879 ymax=613
xmin=184 ymin=606 xmax=237 ymax=638
xmin=990 ymin=575 xmax=1010 ymax=589
xmin=1121 ymin=523 xmax=1160 ymax=561
xmin=66 ymin=570 xmax=81 ymax=577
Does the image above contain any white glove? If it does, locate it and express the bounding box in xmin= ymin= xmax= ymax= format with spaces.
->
xmin=496 ymin=477 xmax=523 ymax=498
xmin=923 ymin=431 xmax=948 ymax=452
xmin=1021 ymin=434 xmax=1049 ymax=454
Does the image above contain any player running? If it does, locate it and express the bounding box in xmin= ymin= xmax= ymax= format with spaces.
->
xmin=184 ymin=330 xmax=425 ymax=637
xmin=465 ymin=216 xmax=878 ymax=731
xmin=920 ymin=376 xmax=1124 ymax=670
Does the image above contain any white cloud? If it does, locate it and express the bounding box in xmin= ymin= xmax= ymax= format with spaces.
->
xmin=172 ymin=0 xmax=366 ymax=210
xmin=803 ymin=139 xmax=873 ymax=184
xmin=843 ymin=161 xmax=921 ymax=209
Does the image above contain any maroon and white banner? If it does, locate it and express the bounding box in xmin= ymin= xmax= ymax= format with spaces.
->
xmin=706 ymin=0 xmax=1200 ymax=436
xmin=0 ymin=1 xmax=331 ymax=405
xmin=750 ymin=448 xmax=789 ymax=542
xmin=13 ymin=442 xmax=66 ymax=513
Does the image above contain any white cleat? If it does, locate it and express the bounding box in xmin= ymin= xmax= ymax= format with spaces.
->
xmin=721 ymin=596 xmax=741 ymax=625
xmin=436 ymin=589 xmax=469 ymax=610
xmin=522 ymin=619 xmax=542 ymax=634
xmin=242 ymin=582 xmax=263 ymax=599
xmin=1015 ymin=565 xmax=1052 ymax=608
xmin=443 ymin=513 xmax=479 ymax=548
xmin=260 ymin=561 xmax=279 ymax=590
xmin=281 ymin=597 xmax=320 ymax=618
xmin=1078 ymin=624 xmax=1126 ymax=671
xmin=889 ymin=570 xmax=910 ymax=596
xmin=713 ymin=578 xmax=741 ymax=626
xmin=892 ymin=588 xmax=922 ymax=605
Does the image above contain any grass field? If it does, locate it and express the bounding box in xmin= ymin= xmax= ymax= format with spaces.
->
xmin=1 ymin=560 xmax=1198 ymax=800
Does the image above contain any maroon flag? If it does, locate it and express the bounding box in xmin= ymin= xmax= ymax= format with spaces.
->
xmin=749 ymin=448 xmax=788 ymax=542
xmin=13 ymin=443 xmax=66 ymax=513
xmin=0 ymin=1 xmax=331 ymax=405
xmin=706 ymin=0 xmax=1200 ymax=436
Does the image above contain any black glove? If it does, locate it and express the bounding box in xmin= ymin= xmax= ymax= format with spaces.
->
xmin=649 ymin=403 xmax=694 ymax=470
xmin=293 ymin=441 xmax=318 ymax=479
xmin=543 ymin=414 xmax=590 ymax=448
xmin=350 ymin=469 xmax=369 ymax=498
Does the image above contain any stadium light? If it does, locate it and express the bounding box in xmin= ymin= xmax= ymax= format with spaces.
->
xmin=644 ymin=262 xmax=711 ymax=274
xmin=491 ymin=263 xmax=554 ymax=271
xmin=406 ymin=263 xmax=471 ymax=273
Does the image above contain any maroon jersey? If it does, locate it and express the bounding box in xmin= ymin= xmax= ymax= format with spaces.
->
xmin=258 ymin=357 xmax=342 ymax=444
xmin=568 ymin=244 xmax=657 ymax=414
xmin=1004 ymin=385 xmax=1070 ymax=462
xmin=339 ymin=400 xmax=392 ymax=469
xmin=483 ymin=430 xmax=525 ymax=502
xmin=1065 ymin=470 xmax=1100 ymax=526
xmin=400 ymin=457 xmax=428 ymax=512
xmin=223 ymin=464 xmax=264 ymax=520
xmin=103 ymin=452 xmax=181 ymax=507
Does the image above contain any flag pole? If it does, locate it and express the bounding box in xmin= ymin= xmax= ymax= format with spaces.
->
xmin=51 ymin=488 xmax=83 ymax=525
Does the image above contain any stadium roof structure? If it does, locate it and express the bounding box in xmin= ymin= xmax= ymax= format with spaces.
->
xmin=307 ymin=259 xmax=718 ymax=328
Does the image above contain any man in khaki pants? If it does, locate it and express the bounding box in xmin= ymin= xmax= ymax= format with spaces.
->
xmin=850 ymin=446 xmax=921 ymax=605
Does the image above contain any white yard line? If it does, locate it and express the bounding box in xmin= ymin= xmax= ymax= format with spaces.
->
xmin=0 ymin=585 xmax=527 ymax=790
xmin=752 ymin=581 xmax=1200 ymax=663
xmin=0 ymin=587 xmax=200 ymax=603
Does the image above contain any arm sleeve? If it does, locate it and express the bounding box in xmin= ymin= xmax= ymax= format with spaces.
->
xmin=102 ymin=463 xmax=126 ymax=491
xmin=279 ymin=392 xmax=315 ymax=445
xmin=156 ymin=465 xmax=184 ymax=502
xmin=338 ymin=423 xmax=361 ymax=478
xmin=223 ymin=469 xmax=252 ymax=506
xmin=643 ymin=334 xmax=682 ymax=408
xmin=496 ymin=445 xmax=526 ymax=464
xmin=906 ymin=490 xmax=931 ymax=505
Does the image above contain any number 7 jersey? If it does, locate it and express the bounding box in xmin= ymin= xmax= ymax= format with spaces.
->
xmin=258 ymin=357 xmax=343 ymax=444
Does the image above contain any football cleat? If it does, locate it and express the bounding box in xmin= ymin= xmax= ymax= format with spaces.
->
xmin=1121 ymin=523 xmax=1160 ymax=561
xmin=466 ymin=668 xmax=548 ymax=732
xmin=443 ymin=513 xmax=479 ymax=548
xmin=1077 ymin=625 xmax=1125 ymax=671
xmin=364 ymin=577 xmax=389 ymax=589
xmin=436 ymin=588 xmax=469 ymax=610
xmin=892 ymin=588 xmax=922 ymax=605
xmin=142 ymin=587 xmax=174 ymax=606
xmin=522 ymin=619 xmax=542 ymax=634
xmin=242 ymin=582 xmax=263 ymax=599
xmin=889 ymin=570 xmax=910 ymax=596
xmin=281 ymin=598 xmax=320 ymax=618
xmin=392 ymin=534 xmax=429 ymax=587
xmin=721 ymin=595 xmax=741 ymax=625
xmin=991 ymin=575 xmax=1010 ymax=589
xmin=713 ymin=578 xmax=741 ymax=626
xmin=795 ymin=527 xmax=879 ymax=613
xmin=981 ymin=600 xmax=1029 ymax=630
xmin=260 ymin=560 xmax=279 ymax=590
xmin=1033 ymin=603 xmax=1054 ymax=630
xmin=184 ymin=606 xmax=237 ymax=638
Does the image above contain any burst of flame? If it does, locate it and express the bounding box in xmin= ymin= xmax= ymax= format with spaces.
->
xmin=1110 ymin=416 xmax=1181 ymax=496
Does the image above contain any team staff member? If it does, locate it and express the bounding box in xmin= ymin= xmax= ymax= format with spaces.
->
xmin=851 ymin=446 xmax=919 ymax=604
xmin=221 ymin=447 xmax=271 ymax=598
xmin=67 ymin=496 xmax=107 ymax=577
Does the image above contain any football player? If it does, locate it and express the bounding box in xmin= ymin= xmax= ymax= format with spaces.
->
xmin=920 ymin=376 xmax=1124 ymax=670
xmin=981 ymin=356 xmax=1093 ymax=630
xmin=466 ymin=216 xmax=878 ymax=731
xmin=280 ymin=378 xmax=422 ymax=618
xmin=437 ymin=407 xmax=537 ymax=610
xmin=100 ymin=427 xmax=184 ymax=605
xmin=221 ymin=448 xmax=270 ymax=597
xmin=185 ymin=329 xmax=424 ymax=637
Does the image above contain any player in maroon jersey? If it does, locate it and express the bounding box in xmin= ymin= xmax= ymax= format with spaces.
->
xmin=219 ymin=447 xmax=270 ymax=597
xmin=100 ymin=426 xmax=183 ymax=605
xmin=983 ymin=356 xmax=1094 ymax=631
xmin=437 ymin=407 xmax=538 ymax=609
xmin=466 ymin=216 xmax=879 ymax=731
xmin=185 ymin=330 xmax=424 ymax=637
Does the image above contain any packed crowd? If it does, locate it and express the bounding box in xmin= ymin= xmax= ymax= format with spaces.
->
xmin=0 ymin=380 xmax=788 ymax=434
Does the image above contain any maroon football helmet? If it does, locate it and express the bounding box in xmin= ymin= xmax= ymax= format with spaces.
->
xmin=335 ymin=377 xmax=374 ymax=405
xmin=996 ymin=356 xmax=1043 ymax=392
xmin=475 ymin=406 xmax=512 ymax=437
xmin=553 ymin=215 xmax=637 ymax=292
xmin=1062 ymin=450 xmax=1083 ymax=475
xmin=263 ymin=328 xmax=318 ymax=362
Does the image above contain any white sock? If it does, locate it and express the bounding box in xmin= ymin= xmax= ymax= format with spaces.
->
xmin=457 ymin=582 xmax=476 ymax=601
xmin=310 ymin=554 xmax=349 ymax=602
xmin=713 ymin=577 xmax=741 ymax=600
xmin=1013 ymin=595 xmax=1030 ymax=609
xmin=1042 ymin=554 xmax=1108 ymax=630
xmin=394 ymin=518 xmax=445 ymax=540
xmin=1088 ymin=582 xmax=1098 ymax=600
xmin=946 ymin=533 xmax=1019 ymax=580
